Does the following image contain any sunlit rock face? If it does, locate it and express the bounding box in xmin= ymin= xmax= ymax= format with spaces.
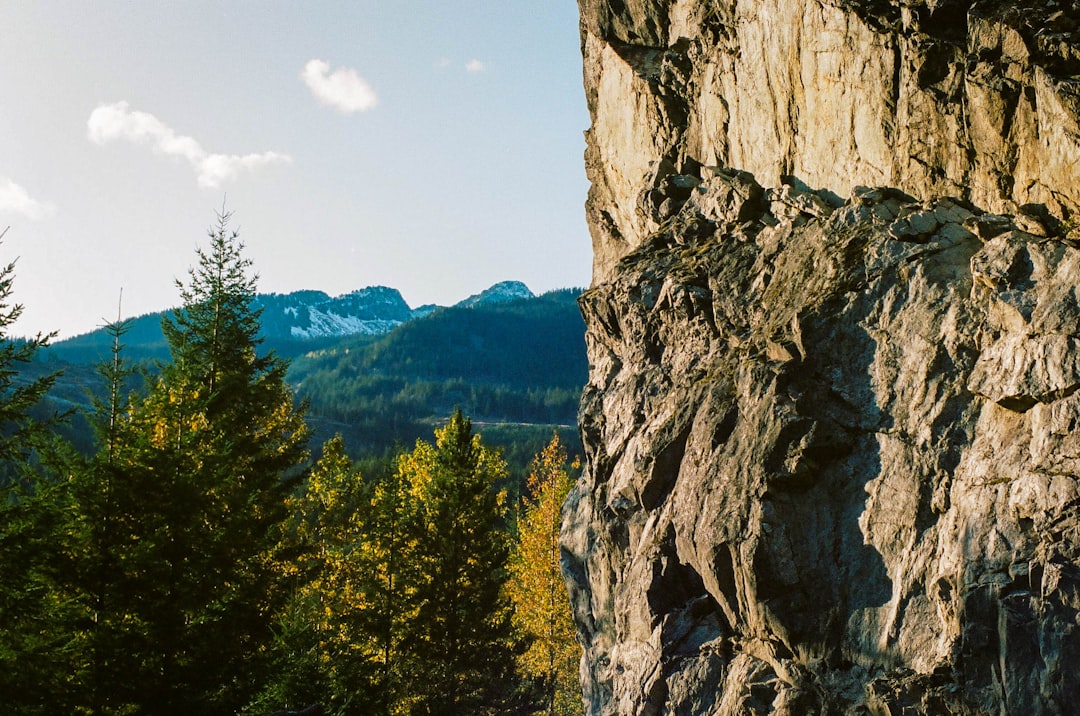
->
xmin=565 ymin=1 xmax=1080 ymax=714
xmin=578 ymin=0 xmax=1080 ymax=284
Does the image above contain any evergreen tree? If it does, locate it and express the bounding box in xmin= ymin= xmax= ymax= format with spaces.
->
xmin=508 ymin=434 xmax=583 ymax=715
xmin=395 ymin=410 xmax=517 ymax=715
xmin=63 ymin=308 xmax=143 ymax=713
xmin=88 ymin=209 xmax=310 ymax=713
xmin=350 ymin=439 xmax=417 ymax=714
xmin=0 ymin=242 xmax=74 ymax=713
xmin=269 ymin=435 xmax=383 ymax=714
xmin=265 ymin=433 xmax=420 ymax=716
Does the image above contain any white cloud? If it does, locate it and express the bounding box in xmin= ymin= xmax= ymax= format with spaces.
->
xmin=301 ymin=59 xmax=378 ymax=114
xmin=465 ymin=59 xmax=486 ymax=73
xmin=87 ymin=101 xmax=291 ymax=188
xmin=0 ymin=177 xmax=55 ymax=220
xmin=198 ymin=151 xmax=293 ymax=189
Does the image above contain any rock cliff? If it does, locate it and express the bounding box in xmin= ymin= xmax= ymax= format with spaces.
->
xmin=564 ymin=1 xmax=1080 ymax=714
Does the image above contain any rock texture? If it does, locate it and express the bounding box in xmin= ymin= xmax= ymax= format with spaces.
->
xmin=565 ymin=1 xmax=1080 ymax=714
xmin=580 ymin=0 xmax=1080 ymax=283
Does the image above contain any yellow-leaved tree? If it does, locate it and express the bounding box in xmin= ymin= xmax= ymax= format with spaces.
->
xmin=508 ymin=433 xmax=584 ymax=715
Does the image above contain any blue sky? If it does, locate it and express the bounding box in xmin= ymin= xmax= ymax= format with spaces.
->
xmin=0 ymin=1 xmax=591 ymax=337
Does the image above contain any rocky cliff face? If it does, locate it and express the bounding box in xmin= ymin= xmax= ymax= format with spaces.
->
xmin=565 ymin=2 xmax=1080 ymax=714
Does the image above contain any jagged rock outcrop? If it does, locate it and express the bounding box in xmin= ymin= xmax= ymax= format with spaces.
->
xmin=565 ymin=2 xmax=1080 ymax=714
xmin=579 ymin=0 xmax=1080 ymax=282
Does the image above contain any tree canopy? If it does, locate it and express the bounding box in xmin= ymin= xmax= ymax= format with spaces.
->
xmin=0 ymin=216 xmax=587 ymax=716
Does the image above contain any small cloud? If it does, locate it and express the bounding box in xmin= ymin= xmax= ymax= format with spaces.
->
xmin=465 ymin=59 xmax=486 ymax=73
xmin=87 ymin=101 xmax=291 ymax=188
xmin=0 ymin=177 xmax=55 ymax=220
xmin=198 ymin=151 xmax=293 ymax=189
xmin=301 ymin=59 xmax=378 ymax=114
xmin=435 ymin=57 xmax=451 ymax=68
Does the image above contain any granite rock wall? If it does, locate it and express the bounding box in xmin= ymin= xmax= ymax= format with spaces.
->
xmin=566 ymin=2 xmax=1080 ymax=713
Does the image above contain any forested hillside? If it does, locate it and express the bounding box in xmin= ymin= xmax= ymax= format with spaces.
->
xmin=293 ymin=289 xmax=586 ymax=465
xmin=35 ymin=284 xmax=586 ymax=481
xmin=0 ymin=213 xmax=585 ymax=715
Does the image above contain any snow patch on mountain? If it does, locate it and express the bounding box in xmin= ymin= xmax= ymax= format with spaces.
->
xmin=262 ymin=282 xmax=536 ymax=340
xmin=290 ymin=312 xmax=403 ymax=339
xmin=455 ymin=281 xmax=534 ymax=308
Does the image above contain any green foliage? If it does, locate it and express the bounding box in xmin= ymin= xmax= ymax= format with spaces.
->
xmin=259 ymin=435 xmax=407 ymax=715
xmin=0 ymin=225 xmax=590 ymax=713
xmin=128 ymin=210 xmax=308 ymax=712
xmin=265 ymin=413 xmax=526 ymax=715
xmin=394 ymin=410 xmax=519 ymax=715
xmin=58 ymin=210 xmax=310 ymax=713
xmin=0 ymin=256 xmax=61 ymax=465
xmin=292 ymin=290 xmax=586 ymax=458
xmin=42 ymin=287 xmax=587 ymax=489
xmin=0 ymin=246 xmax=77 ymax=714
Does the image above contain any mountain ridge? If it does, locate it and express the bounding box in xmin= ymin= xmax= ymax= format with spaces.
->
xmin=32 ymin=283 xmax=586 ymax=481
xmin=48 ymin=280 xmax=538 ymax=361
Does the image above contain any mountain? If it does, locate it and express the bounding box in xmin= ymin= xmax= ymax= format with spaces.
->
xmin=46 ymin=281 xmax=535 ymax=363
xmin=257 ymin=286 xmax=413 ymax=340
xmin=292 ymin=287 xmax=585 ymax=466
xmin=34 ymin=283 xmax=586 ymax=478
xmin=454 ymin=280 xmax=534 ymax=308
xmin=570 ymin=2 xmax=1080 ymax=715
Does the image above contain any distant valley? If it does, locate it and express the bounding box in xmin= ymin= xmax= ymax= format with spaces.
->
xmin=34 ymin=280 xmax=586 ymax=478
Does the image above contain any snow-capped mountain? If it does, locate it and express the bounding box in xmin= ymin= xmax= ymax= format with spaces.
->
xmin=256 ymin=286 xmax=415 ymax=340
xmin=49 ymin=281 xmax=540 ymax=362
xmin=257 ymin=281 xmax=535 ymax=340
xmin=453 ymin=281 xmax=535 ymax=308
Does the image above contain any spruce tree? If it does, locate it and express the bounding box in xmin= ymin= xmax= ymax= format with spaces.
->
xmin=264 ymin=434 xmax=424 ymax=716
xmin=64 ymin=308 xmax=142 ymax=713
xmin=269 ymin=435 xmax=380 ymax=714
xmin=105 ymin=209 xmax=309 ymax=712
xmin=0 ymin=242 xmax=73 ymax=713
xmin=396 ymin=409 xmax=517 ymax=715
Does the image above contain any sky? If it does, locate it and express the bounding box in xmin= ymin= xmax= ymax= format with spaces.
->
xmin=0 ymin=1 xmax=592 ymax=338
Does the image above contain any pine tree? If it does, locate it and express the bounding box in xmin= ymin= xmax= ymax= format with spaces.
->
xmin=395 ymin=410 xmax=517 ymax=715
xmin=263 ymin=433 xmax=425 ymax=716
xmin=63 ymin=306 xmax=142 ymax=713
xmin=0 ymin=246 xmax=60 ymax=464
xmin=271 ymin=435 xmax=383 ymax=714
xmin=0 ymin=239 xmax=74 ymax=713
xmin=99 ymin=208 xmax=309 ymax=712
xmin=348 ymin=441 xmax=417 ymax=715
xmin=508 ymin=434 xmax=584 ymax=715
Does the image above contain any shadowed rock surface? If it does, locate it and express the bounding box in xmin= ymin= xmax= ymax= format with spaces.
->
xmin=565 ymin=1 xmax=1080 ymax=714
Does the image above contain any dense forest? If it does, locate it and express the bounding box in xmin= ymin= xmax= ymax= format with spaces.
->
xmin=292 ymin=289 xmax=585 ymax=483
xmin=0 ymin=213 xmax=586 ymax=715
xmin=33 ymin=274 xmax=586 ymax=489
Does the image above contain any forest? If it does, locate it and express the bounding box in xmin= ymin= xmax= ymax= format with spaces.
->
xmin=0 ymin=213 xmax=585 ymax=715
xmin=34 ymin=267 xmax=587 ymax=494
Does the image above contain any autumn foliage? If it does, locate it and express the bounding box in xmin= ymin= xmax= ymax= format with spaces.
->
xmin=508 ymin=434 xmax=584 ymax=715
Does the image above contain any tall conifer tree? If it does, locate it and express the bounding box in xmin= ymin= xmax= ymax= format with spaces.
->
xmin=103 ymin=209 xmax=309 ymax=713
xmin=264 ymin=434 xmax=419 ymax=716
xmin=507 ymin=434 xmax=583 ymax=715
xmin=64 ymin=307 xmax=142 ymax=712
xmin=396 ymin=409 xmax=517 ymax=715
xmin=267 ymin=435 xmax=416 ymax=715
xmin=0 ymin=241 xmax=73 ymax=713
